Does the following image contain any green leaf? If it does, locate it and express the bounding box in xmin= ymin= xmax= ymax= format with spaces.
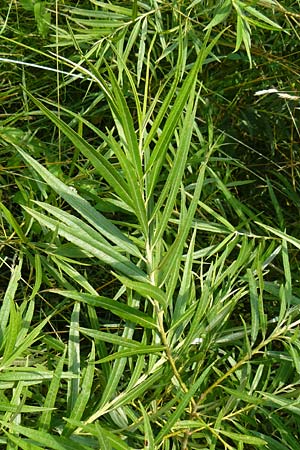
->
xmin=0 ymin=257 xmax=22 ymax=344
xmin=79 ymin=327 xmax=155 ymax=350
xmin=0 ymin=315 xmax=50 ymax=370
xmin=140 ymin=402 xmax=155 ymax=449
xmin=204 ymin=0 xmax=232 ymax=30
xmin=0 ymin=202 xmax=28 ymax=243
xmin=67 ymin=302 xmax=80 ymax=414
xmin=23 ymin=206 xmax=147 ymax=281
xmin=114 ymin=275 xmax=167 ymax=309
xmin=2 ymin=424 xmax=91 ymax=450
xmin=53 ymin=289 xmax=157 ymax=329
xmin=247 ymin=269 xmax=260 ymax=345
xmin=17 ymin=147 xmax=140 ymax=258
xmin=151 ymin=83 xmax=198 ymax=246
xmin=63 ymin=343 xmax=95 ymax=436
xmin=96 ymin=345 xmax=165 ymax=363
xmin=219 ymin=429 xmax=267 ymax=445
xmin=257 ymin=222 xmax=300 ymax=250
xmin=245 ymin=5 xmax=282 ymax=30
xmin=39 ymin=348 xmax=67 ymax=431
xmin=154 ymin=367 xmax=210 ymax=444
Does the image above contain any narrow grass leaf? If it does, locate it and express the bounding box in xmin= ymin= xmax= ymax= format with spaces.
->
xmin=266 ymin=178 xmax=285 ymax=229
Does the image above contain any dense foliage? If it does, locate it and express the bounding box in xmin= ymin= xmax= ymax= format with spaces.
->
xmin=1 ymin=1 xmax=300 ymax=449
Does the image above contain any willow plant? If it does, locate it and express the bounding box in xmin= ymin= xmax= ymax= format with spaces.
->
xmin=1 ymin=1 xmax=300 ymax=449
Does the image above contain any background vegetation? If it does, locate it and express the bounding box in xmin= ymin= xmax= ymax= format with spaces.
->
xmin=1 ymin=1 xmax=300 ymax=449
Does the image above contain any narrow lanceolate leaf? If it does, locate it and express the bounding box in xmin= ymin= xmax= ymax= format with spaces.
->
xmin=262 ymin=392 xmax=300 ymax=416
xmin=245 ymin=5 xmax=282 ymax=30
xmin=53 ymin=290 xmax=157 ymax=329
xmin=23 ymin=206 xmax=147 ymax=281
xmin=106 ymin=131 xmax=148 ymax=236
xmin=63 ymin=343 xmax=95 ymax=436
xmin=247 ymin=269 xmax=260 ymax=345
xmin=100 ymin=428 xmax=131 ymax=450
xmin=2 ymin=424 xmax=91 ymax=450
xmin=140 ymin=402 xmax=155 ymax=450
xmin=85 ymin=364 xmax=164 ymax=422
xmin=159 ymin=149 xmax=211 ymax=285
xmin=172 ymin=228 xmax=196 ymax=326
xmin=115 ymin=275 xmax=167 ymax=309
xmin=218 ymin=430 xmax=267 ymax=445
xmin=145 ymin=28 xmax=225 ymax=200
xmin=106 ymin=63 xmax=143 ymax=179
xmin=17 ymin=148 xmax=141 ymax=258
xmin=151 ymin=83 xmax=198 ymax=246
xmin=4 ymin=431 xmax=44 ymax=450
xmin=68 ymin=303 xmax=80 ymax=415
xmin=154 ymin=368 xmax=209 ymax=444
xmin=137 ymin=17 xmax=147 ymax=86
xmin=24 ymin=93 xmax=134 ymax=209
xmin=0 ymin=256 xmax=22 ymax=339
xmin=39 ymin=348 xmax=67 ymax=432
xmin=0 ymin=404 xmax=54 ymax=413
xmin=0 ymin=202 xmax=27 ymax=243
xmin=204 ymin=0 xmax=232 ymax=30
xmin=0 ymin=315 xmax=50 ymax=370
xmin=79 ymin=327 xmax=152 ymax=349
xmin=256 ymin=222 xmax=300 ymax=250
xmin=96 ymin=345 xmax=165 ymax=363
xmin=2 ymin=300 xmax=21 ymax=364
xmin=27 ymin=93 xmax=147 ymax=236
